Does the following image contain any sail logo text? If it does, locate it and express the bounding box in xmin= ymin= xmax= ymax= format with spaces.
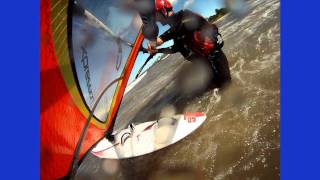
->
xmin=81 ymin=47 xmax=94 ymax=101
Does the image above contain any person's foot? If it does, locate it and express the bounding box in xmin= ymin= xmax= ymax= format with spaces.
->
xmin=105 ymin=131 xmax=115 ymax=142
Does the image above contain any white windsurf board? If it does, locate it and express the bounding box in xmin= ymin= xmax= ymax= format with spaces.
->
xmin=91 ymin=112 xmax=206 ymax=159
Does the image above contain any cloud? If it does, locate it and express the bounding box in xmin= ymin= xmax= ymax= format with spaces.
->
xmin=183 ymin=0 xmax=194 ymax=9
xmin=168 ymin=0 xmax=178 ymax=5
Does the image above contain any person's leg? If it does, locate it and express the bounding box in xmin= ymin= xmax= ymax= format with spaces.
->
xmin=134 ymin=0 xmax=158 ymax=41
xmin=211 ymin=50 xmax=231 ymax=88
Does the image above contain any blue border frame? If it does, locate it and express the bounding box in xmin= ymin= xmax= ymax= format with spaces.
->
xmin=0 ymin=0 xmax=39 ymax=179
xmin=0 ymin=0 xmax=319 ymax=179
xmin=281 ymin=0 xmax=320 ymax=179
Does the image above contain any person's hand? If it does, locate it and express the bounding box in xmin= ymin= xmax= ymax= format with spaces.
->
xmin=156 ymin=37 xmax=164 ymax=46
xmin=147 ymin=37 xmax=164 ymax=54
xmin=147 ymin=40 xmax=158 ymax=54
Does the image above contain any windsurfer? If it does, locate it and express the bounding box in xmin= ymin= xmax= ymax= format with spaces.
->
xmin=105 ymin=0 xmax=231 ymax=142
xmin=151 ymin=0 xmax=231 ymax=88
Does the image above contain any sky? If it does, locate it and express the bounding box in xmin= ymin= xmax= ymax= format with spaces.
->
xmin=170 ymin=0 xmax=224 ymax=18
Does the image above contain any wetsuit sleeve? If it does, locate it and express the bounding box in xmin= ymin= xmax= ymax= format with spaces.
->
xmin=134 ymin=0 xmax=158 ymax=41
xmin=140 ymin=13 xmax=158 ymax=41
xmin=180 ymin=10 xmax=207 ymax=31
xmin=159 ymin=29 xmax=176 ymax=42
xmin=158 ymin=46 xmax=179 ymax=54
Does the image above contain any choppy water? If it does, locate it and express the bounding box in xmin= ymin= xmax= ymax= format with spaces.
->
xmin=77 ymin=0 xmax=280 ymax=179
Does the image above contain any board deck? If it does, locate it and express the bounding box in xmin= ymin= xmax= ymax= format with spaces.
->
xmin=92 ymin=112 xmax=206 ymax=159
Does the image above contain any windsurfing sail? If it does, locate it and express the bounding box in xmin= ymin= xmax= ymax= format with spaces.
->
xmin=69 ymin=0 xmax=146 ymax=176
xmin=71 ymin=1 xmax=143 ymax=128
xmin=40 ymin=0 xmax=144 ymax=179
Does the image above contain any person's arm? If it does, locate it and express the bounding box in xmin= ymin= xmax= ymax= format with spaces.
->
xmin=180 ymin=10 xmax=207 ymax=32
xmin=140 ymin=14 xmax=158 ymax=41
xmin=145 ymin=28 xmax=175 ymax=54
xmin=159 ymin=28 xmax=176 ymax=42
xmin=134 ymin=0 xmax=158 ymax=41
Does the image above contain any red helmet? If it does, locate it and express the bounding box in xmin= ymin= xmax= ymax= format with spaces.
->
xmin=155 ymin=0 xmax=173 ymax=16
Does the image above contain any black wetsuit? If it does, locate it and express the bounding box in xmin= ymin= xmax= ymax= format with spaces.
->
xmin=160 ymin=10 xmax=221 ymax=57
xmin=159 ymin=10 xmax=231 ymax=86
